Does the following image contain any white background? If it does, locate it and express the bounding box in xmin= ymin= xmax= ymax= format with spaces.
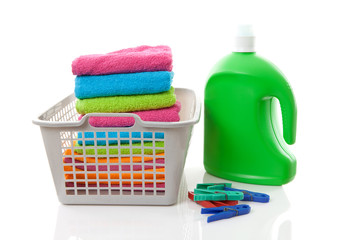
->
xmin=1 ymin=0 xmax=351 ymax=239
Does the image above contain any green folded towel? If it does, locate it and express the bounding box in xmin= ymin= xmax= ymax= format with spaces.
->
xmin=74 ymin=141 xmax=165 ymax=156
xmin=75 ymin=87 xmax=176 ymax=114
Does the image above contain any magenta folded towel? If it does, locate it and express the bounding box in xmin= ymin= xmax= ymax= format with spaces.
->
xmin=79 ymin=100 xmax=181 ymax=127
xmin=72 ymin=45 xmax=173 ymax=76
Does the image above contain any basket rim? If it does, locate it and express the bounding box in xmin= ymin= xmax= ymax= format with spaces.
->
xmin=32 ymin=88 xmax=201 ymax=129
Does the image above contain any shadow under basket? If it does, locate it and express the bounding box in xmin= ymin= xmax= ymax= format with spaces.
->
xmin=33 ymin=88 xmax=200 ymax=205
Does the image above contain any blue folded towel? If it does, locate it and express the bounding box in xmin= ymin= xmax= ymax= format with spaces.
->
xmin=75 ymin=71 xmax=174 ymax=99
xmin=77 ymin=131 xmax=164 ymax=146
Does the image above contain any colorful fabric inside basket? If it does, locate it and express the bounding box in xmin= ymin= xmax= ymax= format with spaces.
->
xmin=72 ymin=141 xmax=165 ymax=156
xmin=77 ymin=131 xmax=164 ymax=145
xmin=62 ymin=149 xmax=165 ymax=186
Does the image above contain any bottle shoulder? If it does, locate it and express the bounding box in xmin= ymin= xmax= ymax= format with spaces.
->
xmin=208 ymin=53 xmax=286 ymax=81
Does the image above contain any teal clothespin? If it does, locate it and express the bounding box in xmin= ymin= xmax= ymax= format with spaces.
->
xmin=196 ymin=183 xmax=231 ymax=190
xmin=193 ymin=189 xmax=244 ymax=201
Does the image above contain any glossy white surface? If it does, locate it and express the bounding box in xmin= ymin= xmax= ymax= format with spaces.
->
xmin=54 ymin=169 xmax=291 ymax=240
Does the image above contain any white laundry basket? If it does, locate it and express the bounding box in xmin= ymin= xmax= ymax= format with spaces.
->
xmin=33 ymin=88 xmax=200 ymax=205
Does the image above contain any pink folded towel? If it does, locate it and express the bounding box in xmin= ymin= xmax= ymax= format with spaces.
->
xmin=72 ymin=45 xmax=173 ymax=76
xmin=79 ymin=100 xmax=181 ymax=127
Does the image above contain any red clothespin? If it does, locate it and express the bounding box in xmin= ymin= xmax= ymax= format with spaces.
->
xmin=188 ymin=191 xmax=238 ymax=208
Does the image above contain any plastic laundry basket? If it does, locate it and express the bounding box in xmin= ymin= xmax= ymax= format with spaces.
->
xmin=33 ymin=88 xmax=200 ymax=205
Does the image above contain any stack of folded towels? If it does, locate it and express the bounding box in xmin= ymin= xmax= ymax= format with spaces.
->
xmin=73 ymin=45 xmax=180 ymax=126
xmin=64 ymin=45 xmax=181 ymax=187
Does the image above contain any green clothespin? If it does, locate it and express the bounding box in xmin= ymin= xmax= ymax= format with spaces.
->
xmin=193 ymin=189 xmax=244 ymax=201
xmin=196 ymin=183 xmax=232 ymax=190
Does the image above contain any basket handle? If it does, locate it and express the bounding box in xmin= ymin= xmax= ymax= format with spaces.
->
xmin=80 ymin=112 xmax=145 ymax=129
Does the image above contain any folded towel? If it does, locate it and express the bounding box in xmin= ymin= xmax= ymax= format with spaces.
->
xmin=75 ymin=87 xmax=176 ymax=114
xmin=77 ymin=131 xmax=164 ymax=146
xmin=79 ymin=100 xmax=181 ymax=127
xmin=63 ymin=149 xmax=164 ymax=164
xmin=72 ymin=45 xmax=172 ymax=76
xmin=74 ymin=141 xmax=165 ymax=156
xmin=75 ymin=71 xmax=174 ymax=99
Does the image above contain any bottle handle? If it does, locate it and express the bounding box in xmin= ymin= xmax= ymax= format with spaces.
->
xmin=274 ymin=83 xmax=297 ymax=145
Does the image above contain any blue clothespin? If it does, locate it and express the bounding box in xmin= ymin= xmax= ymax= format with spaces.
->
xmin=204 ymin=183 xmax=270 ymax=203
xmin=201 ymin=204 xmax=251 ymax=223
xmin=224 ymin=187 xmax=270 ymax=203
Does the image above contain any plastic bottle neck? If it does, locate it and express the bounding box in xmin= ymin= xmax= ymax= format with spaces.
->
xmin=234 ymin=36 xmax=255 ymax=53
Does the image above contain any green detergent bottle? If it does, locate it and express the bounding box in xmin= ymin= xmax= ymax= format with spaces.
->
xmin=204 ymin=25 xmax=297 ymax=185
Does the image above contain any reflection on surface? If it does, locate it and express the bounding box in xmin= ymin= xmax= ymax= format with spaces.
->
xmin=200 ymin=172 xmax=291 ymax=240
xmin=54 ymin=176 xmax=200 ymax=240
xmin=54 ymin=169 xmax=291 ymax=240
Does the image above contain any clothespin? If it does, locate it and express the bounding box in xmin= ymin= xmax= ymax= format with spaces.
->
xmin=193 ymin=189 xmax=244 ymax=201
xmin=188 ymin=191 xmax=238 ymax=208
xmin=210 ymin=200 xmax=239 ymax=207
xmin=188 ymin=191 xmax=217 ymax=208
xmin=196 ymin=183 xmax=232 ymax=190
xmin=225 ymin=188 xmax=270 ymax=203
xmin=197 ymin=183 xmax=270 ymax=203
xmin=201 ymin=204 xmax=251 ymax=223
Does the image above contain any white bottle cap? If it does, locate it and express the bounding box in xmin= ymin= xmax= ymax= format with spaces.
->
xmin=234 ymin=24 xmax=255 ymax=52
